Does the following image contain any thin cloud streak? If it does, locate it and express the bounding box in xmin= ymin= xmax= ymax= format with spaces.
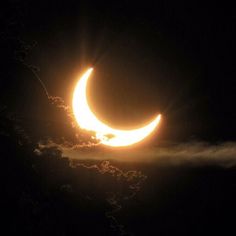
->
xmin=58 ymin=142 xmax=236 ymax=167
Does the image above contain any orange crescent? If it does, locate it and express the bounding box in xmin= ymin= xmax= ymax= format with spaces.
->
xmin=72 ymin=68 xmax=161 ymax=147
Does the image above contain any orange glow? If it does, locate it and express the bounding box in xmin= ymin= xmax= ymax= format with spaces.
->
xmin=72 ymin=68 xmax=161 ymax=147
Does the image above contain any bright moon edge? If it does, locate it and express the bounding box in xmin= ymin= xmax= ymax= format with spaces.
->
xmin=72 ymin=68 xmax=161 ymax=147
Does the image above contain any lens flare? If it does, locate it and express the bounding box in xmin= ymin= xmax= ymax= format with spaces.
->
xmin=72 ymin=68 xmax=161 ymax=147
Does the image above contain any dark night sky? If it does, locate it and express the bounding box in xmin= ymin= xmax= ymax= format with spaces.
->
xmin=1 ymin=1 xmax=236 ymax=235
xmin=1 ymin=1 xmax=236 ymax=142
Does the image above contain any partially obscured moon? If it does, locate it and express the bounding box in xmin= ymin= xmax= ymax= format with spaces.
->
xmin=72 ymin=68 xmax=161 ymax=147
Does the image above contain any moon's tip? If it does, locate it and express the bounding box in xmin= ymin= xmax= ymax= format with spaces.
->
xmin=83 ymin=68 xmax=94 ymax=79
xmin=155 ymin=114 xmax=161 ymax=125
xmin=157 ymin=114 xmax=161 ymax=120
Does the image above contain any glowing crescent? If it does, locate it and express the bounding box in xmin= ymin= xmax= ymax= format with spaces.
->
xmin=72 ymin=68 xmax=161 ymax=147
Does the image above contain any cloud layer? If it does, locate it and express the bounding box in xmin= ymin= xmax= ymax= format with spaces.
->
xmin=36 ymin=141 xmax=236 ymax=168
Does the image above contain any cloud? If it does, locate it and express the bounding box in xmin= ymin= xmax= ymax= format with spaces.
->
xmin=40 ymin=141 xmax=236 ymax=168
xmin=35 ymin=140 xmax=147 ymax=235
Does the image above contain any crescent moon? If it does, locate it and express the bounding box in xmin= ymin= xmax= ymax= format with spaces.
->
xmin=72 ymin=68 xmax=161 ymax=147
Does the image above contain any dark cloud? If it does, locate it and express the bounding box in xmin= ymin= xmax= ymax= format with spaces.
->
xmin=73 ymin=160 xmax=146 ymax=235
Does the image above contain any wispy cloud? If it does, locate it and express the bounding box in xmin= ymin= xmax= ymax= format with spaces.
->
xmin=39 ymin=141 xmax=236 ymax=168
